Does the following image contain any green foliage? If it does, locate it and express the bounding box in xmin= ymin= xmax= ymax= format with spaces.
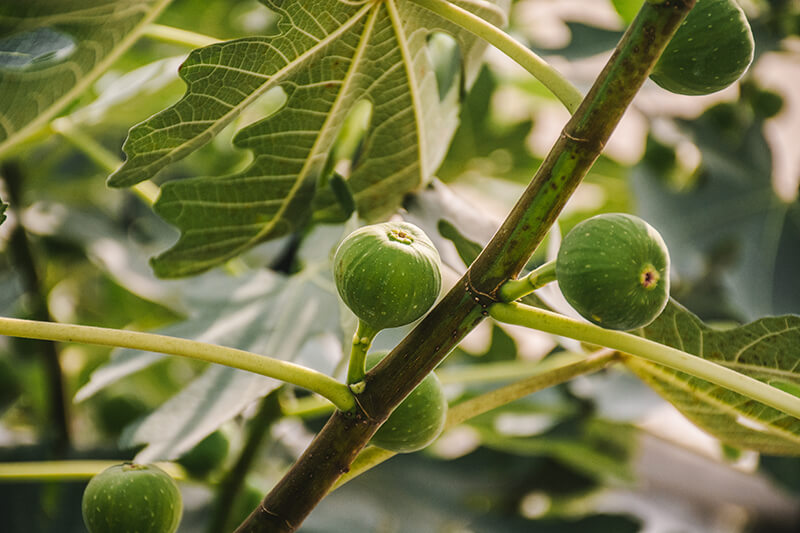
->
xmin=1 ymin=0 xmax=799 ymax=530
xmin=109 ymin=0 xmax=510 ymax=278
xmin=633 ymin=94 xmax=800 ymax=319
xmin=93 ymin=394 xmax=149 ymax=437
xmin=650 ymin=0 xmax=754 ymax=95
xmin=0 ymin=0 xmax=172 ymax=157
xmin=629 ymin=300 xmax=800 ymax=455
xmin=81 ymin=463 xmax=182 ymax=533
xmin=334 ymin=222 xmax=442 ymax=331
xmin=556 ymin=213 xmax=670 ymax=331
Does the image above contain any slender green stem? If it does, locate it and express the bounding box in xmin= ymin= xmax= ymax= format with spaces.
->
xmin=498 ymin=260 xmax=557 ymax=302
xmin=50 ymin=118 xmax=159 ymax=206
xmin=0 ymin=461 xmax=182 ymax=481
xmin=346 ymin=321 xmax=379 ymax=385
xmin=490 ymin=302 xmax=800 ymax=420
xmin=409 ymin=0 xmax=583 ymax=113
xmin=280 ymin=394 xmax=335 ymax=418
xmin=0 ymin=317 xmax=355 ymax=412
xmin=142 ymin=23 xmax=222 ymax=48
xmin=208 ymin=393 xmax=282 ymax=533
xmin=333 ymin=349 xmax=617 ymax=488
xmin=2 ymin=162 xmax=71 ymax=455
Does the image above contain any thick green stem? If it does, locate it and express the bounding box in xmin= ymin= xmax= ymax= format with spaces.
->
xmin=498 ymin=260 xmax=557 ymax=301
xmin=490 ymin=302 xmax=800 ymax=420
xmin=237 ymin=2 xmax=696 ymax=531
xmin=409 ymin=0 xmax=583 ymax=113
xmin=346 ymin=321 xmax=379 ymax=385
xmin=334 ymin=349 xmax=618 ymax=488
xmin=0 ymin=317 xmax=354 ymax=412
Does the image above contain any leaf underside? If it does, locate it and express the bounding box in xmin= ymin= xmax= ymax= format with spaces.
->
xmin=628 ymin=300 xmax=800 ymax=455
xmin=109 ymin=0 xmax=509 ymax=278
xmin=0 ymin=0 xmax=172 ymax=157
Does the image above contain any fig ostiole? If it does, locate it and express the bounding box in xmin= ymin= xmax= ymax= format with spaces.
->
xmin=82 ymin=463 xmax=182 ymax=533
xmin=333 ymin=221 xmax=442 ymax=332
xmin=334 ymin=221 xmax=442 ymax=384
xmin=555 ymin=213 xmax=670 ymax=331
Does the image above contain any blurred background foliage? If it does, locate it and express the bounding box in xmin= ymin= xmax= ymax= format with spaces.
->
xmin=1 ymin=0 xmax=799 ymax=531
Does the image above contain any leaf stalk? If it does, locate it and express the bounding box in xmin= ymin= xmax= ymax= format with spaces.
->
xmin=0 ymin=317 xmax=355 ymax=412
xmin=490 ymin=302 xmax=800 ymax=420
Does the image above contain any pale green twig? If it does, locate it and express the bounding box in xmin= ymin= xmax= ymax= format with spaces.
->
xmin=0 ymin=317 xmax=354 ymax=412
xmin=498 ymin=260 xmax=557 ymax=301
xmin=333 ymin=349 xmax=617 ymax=488
xmin=409 ymin=0 xmax=583 ymax=113
xmin=142 ymin=23 xmax=222 ymax=48
xmin=490 ymin=302 xmax=800 ymax=420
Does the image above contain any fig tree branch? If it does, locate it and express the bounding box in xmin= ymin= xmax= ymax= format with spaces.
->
xmin=236 ymin=1 xmax=696 ymax=531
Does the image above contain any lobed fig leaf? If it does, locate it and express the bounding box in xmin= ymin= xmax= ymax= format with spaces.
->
xmin=556 ymin=213 xmax=670 ymax=331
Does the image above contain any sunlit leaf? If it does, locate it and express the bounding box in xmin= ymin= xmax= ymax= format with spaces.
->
xmin=633 ymin=102 xmax=800 ymax=319
xmin=626 ymin=300 xmax=800 ymax=455
xmin=109 ymin=0 xmax=510 ymax=277
xmin=0 ymin=0 xmax=173 ymax=157
xmin=75 ymin=227 xmax=347 ymax=460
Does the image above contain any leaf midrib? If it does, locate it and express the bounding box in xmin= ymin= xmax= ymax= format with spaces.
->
xmin=628 ymin=358 xmax=800 ymax=445
xmin=165 ymin=3 xmax=382 ymax=273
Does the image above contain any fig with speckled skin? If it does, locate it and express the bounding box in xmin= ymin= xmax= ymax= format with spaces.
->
xmin=556 ymin=213 xmax=670 ymax=331
xmin=82 ymin=463 xmax=182 ymax=533
xmin=366 ymin=352 xmax=447 ymax=453
xmin=334 ymin=222 xmax=441 ymax=331
xmin=650 ymin=0 xmax=754 ymax=95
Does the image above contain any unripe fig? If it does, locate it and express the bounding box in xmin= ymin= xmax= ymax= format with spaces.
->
xmin=650 ymin=0 xmax=754 ymax=95
xmin=366 ymin=352 xmax=447 ymax=453
xmin=556 ymin=213 xmax=670 ymax=331
xmin=177 ymin=428 xmax=231 ymax=479
xmin=82 ymin=463 xmax=182 ymax=533
xmin=334 ymin=222 xmax=441 ymax=331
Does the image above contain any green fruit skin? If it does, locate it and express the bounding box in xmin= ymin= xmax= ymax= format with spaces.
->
xmin=650 ymin=0 xmax=754 ymax=95
xmin=556 ymin=213 xmax=670 ymax=331
xmin=82 ymin=463 xmax=182 ymax=533
xmin=366 ymin=352 xmax=447 ymax=453
xmin=334 ymin=222 xmax=442 ymax=331
xmin=177 ymin=429 xmax=230 ymax=479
